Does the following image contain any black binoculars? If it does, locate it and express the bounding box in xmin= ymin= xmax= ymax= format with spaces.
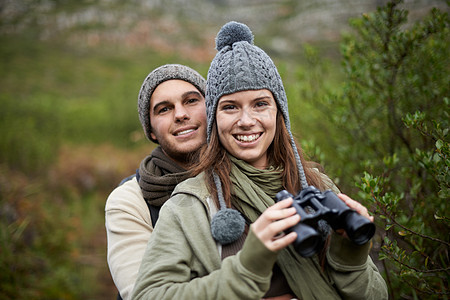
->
xmin=275 ymin=186 xmax=375 ymax=257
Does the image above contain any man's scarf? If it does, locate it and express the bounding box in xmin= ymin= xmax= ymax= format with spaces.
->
xmin=138 ymin=146 xmax=191 ymax=207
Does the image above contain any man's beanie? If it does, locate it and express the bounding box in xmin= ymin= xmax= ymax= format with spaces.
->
xmin=206 ymin=21 xmax=310 ymax=245
xmin=138 ymin=64 xmax=206 ymax=143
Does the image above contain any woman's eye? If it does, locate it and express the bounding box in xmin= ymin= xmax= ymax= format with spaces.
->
xmin=256 ymin=101 xmax=268 ymax=107
xmin=222 ymin=104 xmax=236 ymax=110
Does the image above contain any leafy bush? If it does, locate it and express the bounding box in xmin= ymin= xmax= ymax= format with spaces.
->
xmin=322 ymin=1 xmax=449 ymax=298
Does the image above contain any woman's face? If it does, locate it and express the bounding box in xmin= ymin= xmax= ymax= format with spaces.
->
xmin=216 ymin=89 xmax=277 ymax=169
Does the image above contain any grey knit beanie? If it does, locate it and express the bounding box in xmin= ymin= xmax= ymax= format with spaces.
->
xmin=138 ymin=64 xmax=206 ymax=143
xmin=207 ymin=21 xmax=309 ymax=245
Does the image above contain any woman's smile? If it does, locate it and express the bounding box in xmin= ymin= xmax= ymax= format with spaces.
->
xmin=234 ymin=133 xmax=262 ymax=143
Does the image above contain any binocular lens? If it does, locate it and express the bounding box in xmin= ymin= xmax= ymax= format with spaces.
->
xmin=296 ymin=235 xmax=322 ymax=257
xmin=345 ymin=213 xmax=376 ymax=245
xmin=293 ymin=224 xmax=323 ymax=257
xmin=349 ymin=223 xmax=376 ymax=245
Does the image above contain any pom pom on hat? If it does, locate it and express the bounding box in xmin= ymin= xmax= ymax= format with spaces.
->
xmin=211 ymin=208 xmax=245 ymax=245
xmin=215 ymin=21 xmax=254 ymax=51
xmin=210 ymin=172 xmax=246 ymax=245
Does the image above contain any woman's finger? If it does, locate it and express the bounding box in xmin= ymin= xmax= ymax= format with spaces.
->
xmin=252 ymin=198 xmax=301 ymax=251
xmin=252 ymin=198 xmax=296 ymax=228
xmin=256 ymin=213 xmax=300 ymax=242
xmin=338 ymin=193 xmax=374 ymax=222
xmin=268 ymin=231 xmax=297 ymax=252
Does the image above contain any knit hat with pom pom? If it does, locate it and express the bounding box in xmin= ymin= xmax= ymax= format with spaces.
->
xmin=207 ymin=21 xmax=309 ymax=245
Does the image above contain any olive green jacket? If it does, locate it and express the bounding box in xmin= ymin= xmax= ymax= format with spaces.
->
xmin=132 ymin=173 xmax=388 ymax=300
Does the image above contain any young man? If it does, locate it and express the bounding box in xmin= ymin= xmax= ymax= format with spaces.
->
xmin=105 ymin=64 xmax=207 ymax=300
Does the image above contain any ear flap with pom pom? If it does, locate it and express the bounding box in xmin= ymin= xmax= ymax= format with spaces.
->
xmin=210 ymin=172 xmax=245 ymax=245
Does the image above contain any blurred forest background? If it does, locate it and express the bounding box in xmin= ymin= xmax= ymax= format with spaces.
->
xmin=0 ymin=0 xmax=448 ymax=299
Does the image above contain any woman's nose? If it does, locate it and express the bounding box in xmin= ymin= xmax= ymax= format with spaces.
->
xmin=237 ymin=109 xmax=256 ymax=127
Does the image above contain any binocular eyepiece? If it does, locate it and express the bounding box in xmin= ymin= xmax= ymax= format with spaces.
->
xmin=275 ymin=186 xmax=375 ymax=257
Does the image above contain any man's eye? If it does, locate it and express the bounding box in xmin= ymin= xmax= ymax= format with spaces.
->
xmin=187 ymin=98 xmax=199 ymax=104
xmin=157 ymin=107 xmax=169 ymax=114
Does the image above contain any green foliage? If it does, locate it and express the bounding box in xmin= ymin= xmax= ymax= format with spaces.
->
xmin=323 ymin=1 xmax=449 ymax=298
xmin=0 ymin=93 xmax=62 ymax=172
xmin=0 ymin=33 xmax=204 ymax=172
xmin=283 ymin=45 xmax=343 ymax=171
xmin=0 ymin=171 xmax=89 ymax=300
xmin=0 ymin=143 xmax=134 ymax=300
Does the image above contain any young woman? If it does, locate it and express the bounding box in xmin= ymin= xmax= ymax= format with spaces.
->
xmin=132 ymin=22 xmax=388 ymax=300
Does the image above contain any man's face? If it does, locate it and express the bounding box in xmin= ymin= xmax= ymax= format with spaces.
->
xmin=149 ymin=80 xmax=207 ymax=166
